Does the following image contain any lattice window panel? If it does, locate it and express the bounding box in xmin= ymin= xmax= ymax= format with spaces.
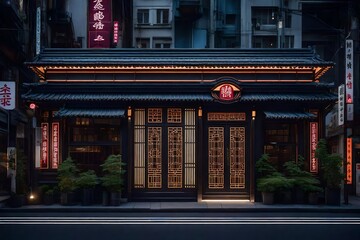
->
xmin=184 ymin=109 xmax=196 ymax=188
xmin=148 ymin=127 xmax=162 ymax=188
xmin=167 ymin=108 xmax=182 ymax=123
xmin=208 ymin=127 xmax=224 ymax=189
xmin=168 ymin=127 xmax=183 ymax=188
xmin=134 ymin=109 xmax=146 ymax=188
xmin=148 ymin=108 xmax=162 ymax=123
xmin=230 ymin=127 xmax=246 ymax=189
xmin=208 ymin=112 xmax=246 ymax=121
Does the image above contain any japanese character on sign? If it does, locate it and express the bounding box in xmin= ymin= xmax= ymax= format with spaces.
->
xmin=0 ymin=81 xmax=15 ymax=110
xmin=93 ymin=21 xmax=104 ymax=30
xmin=93 ymin=11 xmax=104 ymax=22
xmin=310 ymin=122 xmax=318 ymax=173
xmin=52 ymin=122 xmax=60 ymax=169
xmin=88 ymin=0 xmax=111 ymax=48
xmin=345 ymin=39 xmax=353 ymax=104
xmin=93 ymin=0 xmax=104 ymax=10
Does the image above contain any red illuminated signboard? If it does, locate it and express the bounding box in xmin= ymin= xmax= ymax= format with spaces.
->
xmin=41 ymin=123 xmax=49 ymax=169
xmin=219 ymin=84 xmax=234 ymax=101
xmin=211 ymin=83 xmax=241 ymax=103
xmin=51 ymin=122 xmax=60 ymax=169
xmin=310 ymin=122 xmax=318 ymax=173
xmin=113 ymin=21 xmax=119 ymax=44
xmin=346 ymin=138 xmax=352 ymax=184
xmin=88 ymin=0 xmax=111 ymax=48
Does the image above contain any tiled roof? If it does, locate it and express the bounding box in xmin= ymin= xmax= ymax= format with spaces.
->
xmin=264 ymin=111 xmax=317 ymax=120
xmin=241 ymin=93 xmax=337 ymax=102
xmin=22 ymin=92 xmax=336 ymax=102
xmin=22 ymin=93 xmax=214 ymax=102
xmin=28 ymin=48 xmax=333 ymax=67
xmin=54 ymin=108 xmax=125 ymax=118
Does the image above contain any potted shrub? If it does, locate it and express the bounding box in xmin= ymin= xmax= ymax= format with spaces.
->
xmin=256 ymin=154 xmax=294 ymax=204
xmin=101 ymin=154 xmax=126 ymax=206
xmin=76 ymin=170 xmax=98 ymax=205
xmin=57 ymin=156 xmax=78 ymax=205
xmin=315 ymin=139 xmax=344 ymax=206
xmin=303 ymin=183 xmax=323 ymax=205
xmin=283 ymin=156 xmax=322 ymax=204
xmin=257 ymin=172 xmax=294 ymax=204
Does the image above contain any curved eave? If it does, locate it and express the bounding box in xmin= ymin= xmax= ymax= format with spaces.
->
xmin=29 ymin=64 xmax=332 ymax=80
xmin=54 ymin=108 xmax=126 ymax=118
xmin=22 ymin=92 xmax=337 ymax=103
xmin=264 ymin=111 xmax=317 ymax=120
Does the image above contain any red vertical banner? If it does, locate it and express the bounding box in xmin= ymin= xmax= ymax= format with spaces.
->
xmin=113 ymin=21 xmax=119 ymax=44
xmin=41 ymin=123 xmax=49 ymax=169
xmin=51 ymin=122 xmax=60 ymax=169
xmin=88 ymin=0 xmax=111 ymax=48
xmin=310 ymin=122 xmax=318 ymax=173
xmin=346 ymin=138 xmax=352 ymax=184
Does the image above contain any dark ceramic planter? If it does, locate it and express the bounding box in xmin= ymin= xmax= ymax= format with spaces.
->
xmin=81 ymin=188 xmax=94 ymax=206
xmin=293 ymin=188 xmax=306 ymax=204
xmin=102 ymin=191 xmax=109 ymax=206
xmin=308 ymin=192 xmax=319 ymax=205
xmin=276 ymin=191 xmax=292 ymax=204
xmin=60 ymin=192 xmax=76 ymax=205
xmin=261 ymin=192 xmax=274 ymax=205
xmin=110 ymin=192 xmax=121 ymax=206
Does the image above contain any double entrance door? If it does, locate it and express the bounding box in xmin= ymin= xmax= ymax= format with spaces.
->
xmin=204 ymin=113 xmax=249 ymax=198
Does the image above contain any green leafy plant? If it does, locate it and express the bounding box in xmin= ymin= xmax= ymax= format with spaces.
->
xmin=101 ymin=155 xmax=126 ymax=192
xmin=257 ymin=172 xmax=294 ymax=193
xmin=76 ymin=170 xmax=98 ymax=189
xmin=283 ymin=156 xmax=322 ymax=193
xmin=57 ymin=156 xmax=78 ymax=193
xmin=256 ymin=154 xmax=277 ymax=177
xmin=315 ymin=139 xmax=344 ymax=189
xmin=256 ymin=154 xmax=294 ymax=193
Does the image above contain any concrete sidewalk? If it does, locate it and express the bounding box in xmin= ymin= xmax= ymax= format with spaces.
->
xmin=1 ymin=195 xmax=360 ymax=213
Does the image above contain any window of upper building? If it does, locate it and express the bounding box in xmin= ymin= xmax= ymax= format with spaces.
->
xmin=137 ymin=9 xmax=150 ymax=24
xmin=153 ymin=37 xmax=172 ymax=48
xmin=136 ymin=38 xmax=150 ymax=48
xmin=284 ymin=35 xmax=294 ymax=48
xmin=156 ymin=9 xmax=169 ymax=24
xmin=252 ymin=7 xmax=278 ymax=29
xmin=285 ymin=11 xmax=292 ymax=28
xmin=225 ymin=14 xmax=236 ymax=25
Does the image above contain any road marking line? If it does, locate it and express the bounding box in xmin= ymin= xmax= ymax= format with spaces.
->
xmin=1 ymin=217 xmax=360 ymax=225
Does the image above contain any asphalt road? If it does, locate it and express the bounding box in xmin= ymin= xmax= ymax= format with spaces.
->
xmin=1 ymin=212 xmax=360 ymax=240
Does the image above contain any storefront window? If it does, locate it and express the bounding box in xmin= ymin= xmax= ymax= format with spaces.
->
xmin=69 ymin=118 xmax=121 ymax=173
xmin=264 ymin=123 xmax=296 ymax=171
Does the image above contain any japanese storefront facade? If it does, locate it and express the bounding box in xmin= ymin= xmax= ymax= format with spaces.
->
xmin=23 ymin=48 xmax=336 ymax=202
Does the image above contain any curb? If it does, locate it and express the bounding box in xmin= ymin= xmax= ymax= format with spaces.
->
xmin=1 ymin=205 xmax=360 ymax=214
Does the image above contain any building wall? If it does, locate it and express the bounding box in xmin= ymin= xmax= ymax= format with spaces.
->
xmin=133 ymin=0 xmax=174 ymax=48
xmin=44 ymin=0 xmax=305 ymax=49
xmin=68 ymin=0 xmax=87 ymax=48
